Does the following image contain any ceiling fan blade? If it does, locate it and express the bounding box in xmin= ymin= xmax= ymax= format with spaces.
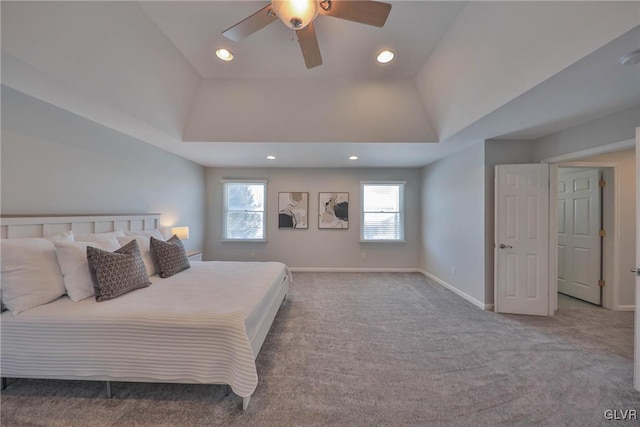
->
xmin=297 ymin=22 xmax=322 ymax=69
xmin=223 ymin=4 xmax=277 ymax=42
xmin=319 ymin=0 xmax=391 ymax=27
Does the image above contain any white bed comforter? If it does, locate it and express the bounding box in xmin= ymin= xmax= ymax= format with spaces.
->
xmin=1 ymin=261 xmax=288 ymax=397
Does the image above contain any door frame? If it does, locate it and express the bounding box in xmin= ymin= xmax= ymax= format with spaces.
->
xmin=634 ymin=127 xmax=639 ymax=392
xmin=543 ymin=138 xmax=634 ymax=314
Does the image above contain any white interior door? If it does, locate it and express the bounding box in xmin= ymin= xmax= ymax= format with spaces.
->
xmin=495 ymin=164 xmax=550 ymax=316
xmin=557 ymin=168 xmax=602 ymax=305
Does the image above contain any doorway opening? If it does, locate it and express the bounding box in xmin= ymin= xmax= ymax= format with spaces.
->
xmin=547 ymin=143 xmax=636 ymax=314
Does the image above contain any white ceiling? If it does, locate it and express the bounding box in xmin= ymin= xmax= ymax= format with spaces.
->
xmin=139 ymin=1 xmax=465 ymax=79
xmin=1 ymin=1 xmax=639 ymax=168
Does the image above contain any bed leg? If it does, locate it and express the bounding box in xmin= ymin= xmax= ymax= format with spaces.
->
xmin=105 ymin=381 xmax=112 ymax=399
xmin=1 ymin=378 xmax=7 ymax=390
xmin=242 ymin=395 xmax=251 ymax=410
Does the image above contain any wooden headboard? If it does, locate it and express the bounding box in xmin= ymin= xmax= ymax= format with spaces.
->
xmin=0 ymin=214 xmax=161 ymax=239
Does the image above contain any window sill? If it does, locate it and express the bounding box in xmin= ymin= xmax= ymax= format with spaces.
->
xmin=360 ymin=239 xmax=406 ymax=243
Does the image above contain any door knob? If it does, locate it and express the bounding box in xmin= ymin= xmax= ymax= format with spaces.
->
xmin=632 ymin=268 xmax=638 ymax=275
xmin=499 ymin=243 xmax=513 ymax=249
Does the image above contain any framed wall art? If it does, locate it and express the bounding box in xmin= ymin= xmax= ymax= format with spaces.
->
xmin=318 ymin=192 xmax=349 ymax=229
xmin=278 ymin=192 xmax=309 ymax=229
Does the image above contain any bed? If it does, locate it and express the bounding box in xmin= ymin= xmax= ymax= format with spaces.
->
xmin=0 ymin=214 xmax=289 ymax=410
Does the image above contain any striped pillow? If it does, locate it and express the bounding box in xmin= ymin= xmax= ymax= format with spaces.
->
xmin=150 ymin=235 xmax=191 ymax=278
xmin=87 ymin=239 xmax=151 ymax=302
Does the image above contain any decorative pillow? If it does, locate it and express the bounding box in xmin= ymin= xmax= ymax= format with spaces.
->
xmin=124 ymin=229 xmax=165 ymax=241
xmin=53 ymin=238 xmax=121 ymax=302
xmin=87 ymin=239 xmax=151 ymax=302
xmin=75 ymin=230 xmax=125 ymax=241
xmin=1 ymin=238 xmax=67 ymax=315
xmin=117 ymin=236 xmax=156 ymax=276
xmin=150 ymin=235 xmax=190 ymax=278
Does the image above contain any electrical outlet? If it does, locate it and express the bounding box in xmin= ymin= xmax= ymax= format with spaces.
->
xmin=451 ymin=266 xmax=456 ymax=275
xmin=361 ymin=252 xmax=366 ymax=259
xmin=250 ymin=252 xmax=256 ymax=260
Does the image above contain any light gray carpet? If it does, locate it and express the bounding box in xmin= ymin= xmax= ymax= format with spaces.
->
xmin=1 ymin=273 xmax=637 ymax=426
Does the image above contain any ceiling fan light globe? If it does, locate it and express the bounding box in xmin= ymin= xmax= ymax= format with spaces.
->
xmin=272 ymin=0 xmax=319 ymax=30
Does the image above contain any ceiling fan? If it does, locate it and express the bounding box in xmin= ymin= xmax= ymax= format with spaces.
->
xmin=222 ymin=0 xmax=392 ymax=69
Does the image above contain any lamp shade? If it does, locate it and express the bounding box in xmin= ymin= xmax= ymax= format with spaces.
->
xmin=272 ymin=0 xmax=319 ymax=29
xmin=171 ymin=226 xmax=190 ymax=240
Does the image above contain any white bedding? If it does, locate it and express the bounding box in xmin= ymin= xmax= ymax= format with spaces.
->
xmin=1 ymin=261 xmax=289 ymax=397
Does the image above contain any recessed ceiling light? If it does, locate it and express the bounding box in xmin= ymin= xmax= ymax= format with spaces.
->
xmin=216 ymin=48 xmax=234 ymax=61
xmin=266 ymin=155 xmax=276 ymax=160
xmin=377 ymin=50 xmax=394 ymax=64
xmin=349 ymin=155 xmax=358 ymax=160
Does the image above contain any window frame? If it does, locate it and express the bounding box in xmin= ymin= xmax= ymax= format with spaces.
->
xmin=222 ymin=179 xmax=268 ymax=242
xmin=360 ymin=181 xmax=406 ymax=243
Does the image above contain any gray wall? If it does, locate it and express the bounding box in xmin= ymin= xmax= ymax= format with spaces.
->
xmin=420 ymin=113 xmax=635 ymax=310
xmin=1 ymin=86 xmax=206 ymax=252
xmin=421 ymin=143 xmax=486 ymax=305
xmin=420 ymin=140 xmax=534 ymax=307
xmin=205 ymin=167 xmax=421 ymax=269
xmin=532 ymin=106 xmax=639 ymax=161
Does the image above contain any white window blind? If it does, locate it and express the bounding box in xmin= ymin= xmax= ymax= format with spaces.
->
xmin=361 ymin=182 xmax=405 ymax=241
xmin=223 ymin=181 xmax=267 ymax=241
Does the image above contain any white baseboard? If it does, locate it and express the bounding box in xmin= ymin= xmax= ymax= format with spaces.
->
xmin=418 ymin=270 xmax=494 ymax=311
xmin=289 ymin=267 xmax=422 ymax=273
xmin=615 ymin=305 xmax=636 ymax=312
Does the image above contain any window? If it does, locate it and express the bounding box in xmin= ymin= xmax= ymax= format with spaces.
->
xmin=223 ymin=180 xmax=267 ymax=241
xmin=361 ymin=181 xmax=405 ymax=242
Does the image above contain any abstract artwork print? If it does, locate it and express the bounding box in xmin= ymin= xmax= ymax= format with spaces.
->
xmin=319 ymin=192 xmax=349 ymax=229
xmin=278 ymin=192 xmax=309 ymax=229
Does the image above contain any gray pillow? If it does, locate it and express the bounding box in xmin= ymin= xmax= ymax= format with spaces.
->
xmin=87 ymin=239 xmax=151 ymax=302
xmin=150 ymin=235 xmax=191 ymax=278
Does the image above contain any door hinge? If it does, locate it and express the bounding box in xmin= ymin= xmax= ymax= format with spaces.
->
xmin=599 ymin=180 xmax=607 ymax=188
xmin=598 ymin=279 xmax=606 ymax=287
xmin=599 ymin=229 xmax=606 ymax=237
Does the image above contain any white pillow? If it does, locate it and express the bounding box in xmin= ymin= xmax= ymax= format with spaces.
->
xmin=75 ymin=230 xmax=125 ymax=241
xmin=117 ymin=236 xmax=156 ymax=276
xmin=124 ymin=229 xmax=165 ymax=241
xmin=54 ymin=238 xmax=120 ymax=302
xmin=1 ymin=238 xmax=67 ymax=315
xmin=45 ymin=230 xmax=75 ymax=242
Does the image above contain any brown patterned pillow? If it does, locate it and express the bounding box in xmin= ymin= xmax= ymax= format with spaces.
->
xmin=86 ymin=239 xmax=151 ymax=302
xmin=150 ymin=235 xmax=191 ymax=278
